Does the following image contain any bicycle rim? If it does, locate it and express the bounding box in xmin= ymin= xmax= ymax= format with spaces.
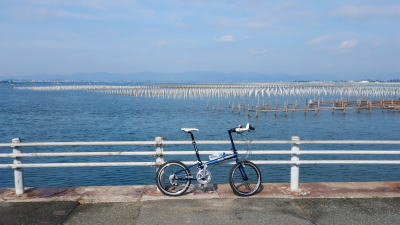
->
xmin=157 ymin=162 xmax=191 ymax=196
xmin=229 ymin=161 xmax=261 ymax=196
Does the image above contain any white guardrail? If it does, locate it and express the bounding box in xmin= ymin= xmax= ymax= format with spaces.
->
xmin=1 ymin=136 xmax=400 ymax=195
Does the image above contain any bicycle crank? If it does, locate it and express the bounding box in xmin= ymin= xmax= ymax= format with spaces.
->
xmin=196 ymin=168 xmax=212 ymax=184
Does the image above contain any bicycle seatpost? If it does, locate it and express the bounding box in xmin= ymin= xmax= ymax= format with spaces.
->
xmin=188 ymin=131 xmax=202 ymax=163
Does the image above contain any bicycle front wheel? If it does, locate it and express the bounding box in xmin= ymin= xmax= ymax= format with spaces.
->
xmin=156 ymin=160 xmax=191 ymax=196
xmin=229 ymin=160 xmax=262 ymax=196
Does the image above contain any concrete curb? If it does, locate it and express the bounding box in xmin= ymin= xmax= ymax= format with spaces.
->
xmin=1 ymin=181 xmax=400 ymax=203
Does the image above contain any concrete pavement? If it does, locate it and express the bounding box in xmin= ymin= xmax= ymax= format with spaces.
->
xmin=1 ymin=182 xmax=400 ymax=225
xmin=2 ymin=198 xmax=400 ymax=225
xmin=2 ymin=182 xmax=400 ymax=203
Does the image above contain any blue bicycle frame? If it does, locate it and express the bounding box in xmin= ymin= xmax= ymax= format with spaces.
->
xmin=178 ymin=128 xmax=248 ymax=181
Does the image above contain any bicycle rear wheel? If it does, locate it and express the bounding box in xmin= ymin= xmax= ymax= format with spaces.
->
xmin=156 ymin=160 xmax=191 ymax=196
xmin=229 ymin=160 xmax=262 ymax=196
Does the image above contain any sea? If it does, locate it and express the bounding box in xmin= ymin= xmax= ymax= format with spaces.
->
xmin=1 ymin=82 xmax=400 ymax=188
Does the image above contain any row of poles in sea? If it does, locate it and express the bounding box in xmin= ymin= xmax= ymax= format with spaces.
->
xmin=201 ymin=100 xmax=400 ymax=121
xmin=14 ymin=82 xmax=400 ymax=98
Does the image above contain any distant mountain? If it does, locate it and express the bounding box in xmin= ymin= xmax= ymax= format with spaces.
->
xmin=0 ymin=72 xmax=326 ymax=83
xmin=1 ymin=72 xmax=397 ymax=83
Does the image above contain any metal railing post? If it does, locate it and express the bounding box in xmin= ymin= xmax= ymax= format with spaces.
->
xmin=155 ymin=137 xmax=164 ymax=167
xmin=290 ymin=136 xmax=300 ymax=191
xmin=12 ymin=137 xmax=24 ymax=195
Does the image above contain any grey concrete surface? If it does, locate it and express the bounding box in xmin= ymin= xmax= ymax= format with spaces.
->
xmin=3 ymin=182 xmax=400 ymax=202
xmin=64 ymin=203 xmax=141 ymax=225
xmin=135 ymin=198 xmax=313 ymax=225
xmin=1 ymin=198 xmax=400 ymax=225
xmin=0 ymin=201 xmax=78 ymax=225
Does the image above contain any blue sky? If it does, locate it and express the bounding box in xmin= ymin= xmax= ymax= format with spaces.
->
xmin=0 ymin=0 xmax=399 ymax=80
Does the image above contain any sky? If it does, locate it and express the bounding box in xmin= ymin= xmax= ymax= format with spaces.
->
xmin=0 ymin=0 xmax=399 ymax=80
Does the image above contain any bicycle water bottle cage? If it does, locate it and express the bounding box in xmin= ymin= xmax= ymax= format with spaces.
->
xmin=181 ymin=128 xmax=199 ymax=133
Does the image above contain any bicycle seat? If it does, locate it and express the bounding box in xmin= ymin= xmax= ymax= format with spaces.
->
xmin=181 ymin=128 xmax=199 ymax=133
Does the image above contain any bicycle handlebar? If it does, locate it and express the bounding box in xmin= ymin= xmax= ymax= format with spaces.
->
xmin=229 ymin=123 xmax=255 ymax=133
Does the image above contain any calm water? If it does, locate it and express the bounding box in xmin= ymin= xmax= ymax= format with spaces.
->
xmin=1 ymin=83 xmax=400 ymax=187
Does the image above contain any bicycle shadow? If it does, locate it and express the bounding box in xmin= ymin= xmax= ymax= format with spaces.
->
xmin=184 ymin=183 xmax=264 ymax=196
xmin=184 ymin=184 xmax=218 ymax=195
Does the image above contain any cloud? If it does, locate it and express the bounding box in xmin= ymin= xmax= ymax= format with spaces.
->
xmin=248 ymin=49 xmax=270 ymax=55
xmin=50 ymin=9 xmax=99 ymax=19
xmin=0 ymin=40 xmax=96 ymax=49
xmin=218 ymin=20 xmax=271 ymax=29
xmin=338 ymin=39 xmax=358 ymax=49
xmin=9 ymin=2 xmax=155 ymax=21
xmin=242 ymin=35 xmax=255 ymax=40
xmin=217 ymin=35 xmax=236 ymax=42
xmin=15 ymin=7 xmax=100 ymax=20
xmin=24 ymin=0 xmax=133 ymax=10
xmin=156 ymin=40 xmax=169 ymax=47
xmin=335 ymin=5 xmax=400 ymax=17
xmin=309 ymin=35 xmax=330 ymax=45
xmin=79 ymin=0 xmax=108 ymax=10
xmin=243 ymin=21 xmax=271 ymax=29
xmin=176 ymin=23 xmax=191 ymax=29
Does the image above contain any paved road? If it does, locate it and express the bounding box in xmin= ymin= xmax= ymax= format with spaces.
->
xmin=1 ymin=198 xmax=400 ymax=225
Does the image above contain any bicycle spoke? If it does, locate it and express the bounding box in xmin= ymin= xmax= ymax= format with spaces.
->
xmin=156 ymin=161 xmax=191 ymax=196
xmin=229 ymin=161 xmax=261 ymax=196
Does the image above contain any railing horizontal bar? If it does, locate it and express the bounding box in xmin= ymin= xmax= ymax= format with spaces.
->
xmin=0 ymin=141 xmax=156 ymax=147
xmin=0 ymin=162 xmax=156 ymax=168
xmin=0 ymin=144 xmax=11 ymax=147
xmin=0 ymin=152 xmax=156 ymax=157
xmin=179 ymin=161 xmax=293 ymax=165
xmin=298 ymin=140 xmax=400 ymax=144
xmin=1 ymin=140 xmax=400 ymax=147
xmin=249 ymin=160 xmax=292 ymax=164
xmin=298 ymin=160 xmax=400 ymax=164
xmin=0 ymin=150 xmax=290 ymax=157
xmin=163 ymin=140 xmax=294 ymax=145
xmin=0 ymin=140 xmax=278 ymax=147
xmin=2 ymin=150 xmax=400 ymax=158
xmin=164 ymin=150 xmax=293 ymax=155
xmin=299 ymin=150 xmax=400 ymax=154
xmin=191 ymin=150 xmax=400 ymax=155
xmin=0 ymin=164 xmax=13 ymax=168
xmin=214 ymin=160 xmax=400 ymax=165
xmin=2 ymin=160 xmax=400 ymax=168
xmin=135 ymin=160 xmax=293 ymax=165
xmin=165 ymin=140 xmax=400 ymax=145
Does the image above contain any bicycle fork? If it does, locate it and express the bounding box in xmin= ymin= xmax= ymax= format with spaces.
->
xmin=238 ymin=163 xmax=249 ymax=181
xmin=228 ymin=130 xmax=249 ymax=181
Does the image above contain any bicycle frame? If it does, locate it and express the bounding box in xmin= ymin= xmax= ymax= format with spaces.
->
xmin=178 ymin=129 xmax=247 ymax=181
xmin=156 ymin=125 xmax=260 ymax=196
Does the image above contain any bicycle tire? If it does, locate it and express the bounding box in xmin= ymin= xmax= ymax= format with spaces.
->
xmin=156 ymin=160 xmax=191 ymax=196
xmin=229 ymin=160 xmax=262 ymax=196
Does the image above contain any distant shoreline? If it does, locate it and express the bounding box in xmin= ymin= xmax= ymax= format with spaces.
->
xmin=2 ymin=80 xmax=400 ymax=85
